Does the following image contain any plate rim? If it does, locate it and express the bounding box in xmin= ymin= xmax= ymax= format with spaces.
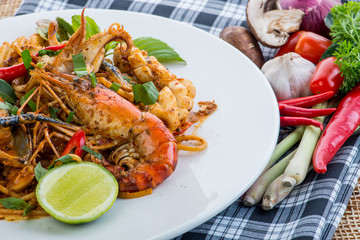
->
xmin=0 ymin=8 xmax=280 ymax=240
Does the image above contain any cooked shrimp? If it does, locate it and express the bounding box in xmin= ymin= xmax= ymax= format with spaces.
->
xmin=34 ymin=67 xmax=178 ymax=192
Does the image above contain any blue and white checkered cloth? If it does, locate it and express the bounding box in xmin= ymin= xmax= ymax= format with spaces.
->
xmin=15 ymin=0 xmax=360 ymax=239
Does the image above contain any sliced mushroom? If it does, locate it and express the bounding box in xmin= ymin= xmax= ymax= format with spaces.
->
xmin=246 ymin=0 xmax=305 ymax=48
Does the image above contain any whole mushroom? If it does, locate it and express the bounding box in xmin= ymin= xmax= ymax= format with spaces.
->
xmin=220 ymin=26 xmax=265 ymax=68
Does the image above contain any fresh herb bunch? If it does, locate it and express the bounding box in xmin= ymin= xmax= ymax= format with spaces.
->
xmin=329 ymin=1 xmax=360 ymax=94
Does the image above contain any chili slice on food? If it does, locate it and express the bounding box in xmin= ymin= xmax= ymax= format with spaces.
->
xmin=0 ymin=44 xmax=66 ymax=83
xmin=61 ymin=129 xmax=86 ymax=157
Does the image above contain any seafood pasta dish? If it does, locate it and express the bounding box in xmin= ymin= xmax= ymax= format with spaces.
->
xmin=0 ymin=9 xmax=215 ymax=220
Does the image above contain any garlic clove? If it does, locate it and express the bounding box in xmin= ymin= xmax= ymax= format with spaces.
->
xmin=261 ymin=52 xmax=316 ymax=101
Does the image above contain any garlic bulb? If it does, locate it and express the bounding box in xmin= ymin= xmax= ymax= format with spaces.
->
xmin=261 ymin=52 xmax=316 ymax=101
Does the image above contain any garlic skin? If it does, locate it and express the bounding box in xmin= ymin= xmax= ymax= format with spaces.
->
xmin=261 ymin=52 xmax=316 ymax=101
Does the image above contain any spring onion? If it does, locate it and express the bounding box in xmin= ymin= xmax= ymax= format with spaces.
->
xmin=110 ymin=82 xmax=121 ymax=92
xmin=72 ymin=53 xmax=88 ymax=77
xmin=21 ymin=50 xmax=33 ymax=70
xmin=89 ymin=72 xmax=97 ymax=87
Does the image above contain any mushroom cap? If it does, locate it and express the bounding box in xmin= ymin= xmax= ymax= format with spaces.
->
xmin=246 ymin=0 xmax=305 ymax=48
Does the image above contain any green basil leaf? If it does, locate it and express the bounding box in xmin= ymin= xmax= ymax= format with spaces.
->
xmin=105 ymin=41 xmax=121 ymax=56
xmin=56 ymin=155 xmax=74 ymax=164
xmin=320 ymin=43 xmax=339 ymax=61
xmin=110 ymin=82 xmax=121 ymax=92
xmin=56 ymin=24 xmax=70 ymax=42
xmin=21 ymin=50 xmax=33 ymax=70
xmin=23 ymin=204 xmax=34 ymax=216
xmin=49 ymin=106 xmax=60 ymax=119
xmin=34 ymin=162 xmax=48 ymax=181
xmin=20 ymin=88 xmax=37 ymax=112
xmin=90 ymin=72 xmax=97 ymax=87
xmin=48 ymin=155 xmax=75 ymax=170
xmin=132 ymin=81 xmax=159 ymax=105
xmin=0 ymin=102 xmax=19 ymax=115
xmin=72 ymin=53 xmax=88 ymax=77
xmin=81 ymin=145 xmax=103 ymax=160
xmin=36 ymin=26 xmax=48 ymax=40
xmin=66 ymin=111 xmax=74 ymax=123
xmin=38 ymin=49 xmax=63 ymax=57
xmin=0 ymin=197 xmax=34 ymax=217
xmin=133 ymin=37 xmax=186 ymax=63
xmin=56 ymin=17 xmax=75 ymax=36
xmin=0 ymin=79 xmax=17 ymax=104
xmin=72 ymin=15 xmax=100 ymax=40
xmin=35 ymin=19 xmax=51 ymax=40
xmin=0 ymin=197 xmax=30 ymax=210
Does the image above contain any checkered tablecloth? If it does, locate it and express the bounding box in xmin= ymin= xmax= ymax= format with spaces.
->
xmin=15 ymin=0 xmax=360 ymax=239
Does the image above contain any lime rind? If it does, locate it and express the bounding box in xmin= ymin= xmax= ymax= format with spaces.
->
xmin=36 ymin=162 xmax=119 ymax=224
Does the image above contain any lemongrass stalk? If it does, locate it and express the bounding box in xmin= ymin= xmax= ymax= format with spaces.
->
xmin=243 ymin=149 xmax=296 ymax=207
xmin=263 ymin=126 xmax=305 ymax=171
xmin=262 ymin=173 xmax=295 ymax=210
xmin=282 ymin=102 xmax=327 ymax=187
xmin=262 ymin=164 xmax=313 ymax=210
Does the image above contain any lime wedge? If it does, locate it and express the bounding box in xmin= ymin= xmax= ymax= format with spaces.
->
xmin=36 ymin=162 xmax=118 ymax=224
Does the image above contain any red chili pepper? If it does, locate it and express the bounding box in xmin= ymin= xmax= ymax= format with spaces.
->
xmin=275 ymin=31 xmax=306 ymax=57
xmin=277 ymin=91 xmax=334 ymax=108
xmin=0 ymin=44 xmax=66 ymax=83
xmin=313 ymin=84 xmax=360 ymax=173
xmin=61 ymin=129 xmax=86 ymax=157
xmin=0 ymin=64 xmax=28 ymax=82
xmin=294 ymin=32 xmax=332 ymax=64
xmin=310 ymin=56 xmax=344 ymax=95
xmin=279 ymin=104 xmax=336 ymax=118
xmin=280 ymin=116 xmax=323 ymax=130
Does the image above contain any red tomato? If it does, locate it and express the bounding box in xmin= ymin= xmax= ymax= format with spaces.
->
xmin=310 ymin=57 xmax=344 ymax=95
xmin=275 ymin=31 xmax=306 ymax=57
xmin=295 ymin=32 xmax=332 ymax=64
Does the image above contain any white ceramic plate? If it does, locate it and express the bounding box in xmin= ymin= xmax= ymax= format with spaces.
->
xmin=0 ymin=9 xmax=279 ymax=240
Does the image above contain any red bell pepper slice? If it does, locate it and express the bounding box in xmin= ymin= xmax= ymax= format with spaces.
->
xmin=61 ymin=129 xmax=86 ymax=157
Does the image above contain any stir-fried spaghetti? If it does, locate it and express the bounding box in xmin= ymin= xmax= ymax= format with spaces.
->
xmin=0 ymin=9 xmax=215 ymax=221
